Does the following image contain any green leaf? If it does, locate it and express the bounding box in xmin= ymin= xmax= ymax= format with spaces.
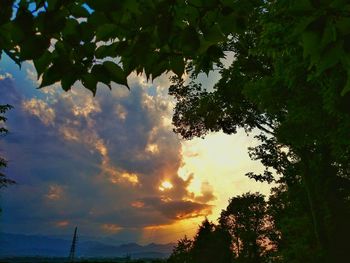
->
xmin=293 ymin=16 xmax=316 ymax=36
xmin=86 ymin=0 xmax=122 ymax=12
xmin=0 ymin=4 xmax=13 ymax=25
xmin=91 ymin=64 xmax=111 ymax=88
xmin=170 ymin=55 xmax=185 ymax=77
xmin=341 ymin=69 xmax=350 ymax=96
xmin=79 ymin=22 xmax=95 ymax=42
xmin=39 ymin=11 xmax=66 ymax=35
xmin=33 ymin=50 xmax=52 ymax=78
xmin=180 ymin=26 xmax=200 ymax=54
xmin=40 ymin=64 xmax=61 ymax=88
xmin=4 ymin=50 xmax=21 ymax=67
xmin=62 ymin=19 xmax=80 ymax=44
xmin=301 ymin=31 xmax=320 ymax=65
xmin=335 ymin=17 xmax=350 ymax=36
xmin=123 ymin=0 xmax=141 ymax=14
xmin=207 ymin=45 xmax=225 ymax=62
xmin=1 ymin=23 xmax=25 ymax=44
xmin=82 ymin=74 xmax=98 ymax=95
xmin=103 ymin=61 xmax=128 ymax=87
xmin=88 ymin=11 xmax=109 ymax=27
xmin=95 ymin=43 xmax=118 ymax=59
xmin=70 ymin=4 xmax=90 ymax=18
xmin=77 ymin=42 xmax=96 ymax=60
xmin=316 ymin=42 xmax=343 ymax=75
xmin=47 ymin=0 xmax=60 ymax=11
xmin=96 ymin=24 xmax=118 ymax=41
xmin=61 ymin=74 xmax=76 ymax=91
xmin=20 ymin=35 xmax=50 ymax=60
xmin=289 ymin=0 xmax=314 ymax=12
xmin=218 ymin=13 xmax=238 ymax=35
xmin=203 ymin=24 xmax=226 ymax=44
xmin=151 ymin=60 xmax=168 ymax=80
xmin=320 ymin=22 xmax=337 ymax=50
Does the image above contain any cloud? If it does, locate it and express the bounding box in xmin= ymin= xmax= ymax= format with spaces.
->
xmin=46 ymin=184 xmax=64 ymax=200
xmin=0 ymin=72 xmax=13 ymax=80
xmin=194 ymin=181 xmax=216 ymax=203
xmin=22 ymin=98 xmax=56 ymax=126
xmin=0 ymin=74 xmax=215 ymax=241
xmin=140 ymin=197 xmax=212 ymax=220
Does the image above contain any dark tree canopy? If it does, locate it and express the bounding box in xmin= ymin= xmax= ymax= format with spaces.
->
xmin=167 ymin=236 xmax=193 ymax=263
xmin=168 ymin=218 xmax=232 ymax=263
xmin=219 ymin=192 xmax=276 ymax=263
xmin=1 ymin=1 xmax=349 ymax=94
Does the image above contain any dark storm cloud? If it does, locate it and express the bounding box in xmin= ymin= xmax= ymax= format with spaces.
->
xmin=140 ymin=197 xmax=212 ymax=220
xmin=0 ymin=74 xmax=216 ymax=240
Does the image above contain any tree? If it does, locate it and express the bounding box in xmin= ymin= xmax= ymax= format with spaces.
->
xmin=191 ymin=218 xmax=232 ymax=263
xmin=268 ymin=184 xmax=323 ymax=263
xmin=168 ymin=1 xmax=350 ymax=261
xmin=0 ymin=104 xmax=15 ymax=188
xmin=168 ymin=220 xmax=232 ymax=263
xmin=1 ymin=0 xmax=233 ymax=93
xmin=167 ymin=236 xmax=193 ymax=263
xmin=219 ymin=192 xmax=276 ymax=263
xmin=1 ymin=1 xmax=349 ymax=94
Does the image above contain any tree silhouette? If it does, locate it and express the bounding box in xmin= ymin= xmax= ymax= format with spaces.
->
xmin=0 ymin=104 xmax=15 ymax=188
xmin=191 ymin=219 xmax=232 ymax=263
xmin=167 ymin=236 xmax=193 ymax=263
xmin=268 ymin=184 xmax=322 ymax=263
xmin=219 ymin=192 xmax=276 ymax=263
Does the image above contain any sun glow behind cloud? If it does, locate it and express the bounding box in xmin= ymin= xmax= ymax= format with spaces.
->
xmin=0 ymin=58 xmax=273 ymax=244
xmin=159 ymin=181 xmax=173 ymax=191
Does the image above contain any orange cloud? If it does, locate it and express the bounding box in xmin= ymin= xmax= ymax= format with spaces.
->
xmin=101 ymin=224 xmax=123 ymax=233
xmin=56 ymin=220 xmax=69 ymax=227
xmin=131 ymin=201 xmax=145 ymax=208
xmin=22 ymin=98 xmax=56 ymax=126
xmin=143 ymin=224 xmax=170 ymax=231
xmin=46 ymin=185 xmax=64 ymax=201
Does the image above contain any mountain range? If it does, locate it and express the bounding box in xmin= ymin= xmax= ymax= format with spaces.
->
xmin=0 ymin=233 xmax=175 ymax=259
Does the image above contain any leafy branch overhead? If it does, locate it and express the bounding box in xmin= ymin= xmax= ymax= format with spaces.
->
xmin=1 ymin=0 xmax=350 ymax=95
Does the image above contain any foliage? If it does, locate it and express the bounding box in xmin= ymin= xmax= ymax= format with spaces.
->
xmin=219 ymin=192 xmax=276 ymax=263
xmin=0 ymin=104 xmax=15 ymax=188
xmin=1 ymin=1 xmax=349 ymax=95
xmin=191 ymin=219 xmax=232 ymax=263
xmin=167 ymin=236 xmax=193 ymax=263
xmin=167 ymin=1 xmax=350 ymax=262
xmin=167 ymin=218 xmax=232 ymax=263
xmin=1 ymin=0 xmax=235 ymax=94
xmin=168 ymin=193 xmax=279 ymax=263
xmin=267 ymin=184 xmax=323 ymax=263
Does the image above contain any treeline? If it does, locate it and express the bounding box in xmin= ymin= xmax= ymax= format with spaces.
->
xmin=169 ymin=182 xmax=349 ymax=263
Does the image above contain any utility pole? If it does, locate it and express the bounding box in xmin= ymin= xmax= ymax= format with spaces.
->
xmin=68 ymin=226 xmax=78 ymax=262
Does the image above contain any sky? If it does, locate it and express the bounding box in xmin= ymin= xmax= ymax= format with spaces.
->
xmin=0 ymin=55 xmax=272 ymax=245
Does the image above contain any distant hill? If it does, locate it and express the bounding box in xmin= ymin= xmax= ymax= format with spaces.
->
xmin=0 ymin=233 xmax=175 ymax=259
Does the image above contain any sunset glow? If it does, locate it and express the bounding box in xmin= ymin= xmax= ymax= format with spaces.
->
xmin=159 ymin=181 xmax=174 ymax=191
xmin=0 ymin=58 xmax=272 ymax=246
